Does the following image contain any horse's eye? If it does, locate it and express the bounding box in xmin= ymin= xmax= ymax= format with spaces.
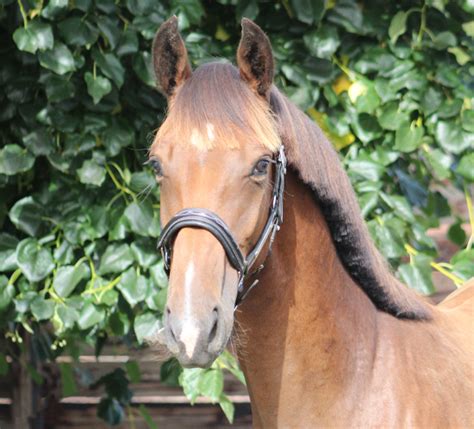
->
xmin=148 ymin=159 xmax=163 ymax=177
xmin=252 ymin=159 xmax=271 ymax=176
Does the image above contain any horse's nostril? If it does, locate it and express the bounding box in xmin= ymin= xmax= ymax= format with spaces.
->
xmin=209 ymin=317 xmax=218 ymax=343
xmin=170 ymin=325 xmax=177 ymax=343
xmin=166 ymin=306 xmax=171 ymax=316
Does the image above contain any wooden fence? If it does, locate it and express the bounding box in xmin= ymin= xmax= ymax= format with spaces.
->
xmin=0 ymin=344 xmax=252 ymax=429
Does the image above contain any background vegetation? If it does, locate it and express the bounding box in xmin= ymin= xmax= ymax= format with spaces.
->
xmin=0 ymin=0 xmax=473 ymax=425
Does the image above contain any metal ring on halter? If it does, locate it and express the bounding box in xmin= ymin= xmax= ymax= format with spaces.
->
xmin=157 ymin=145 xmax=287 ymax=308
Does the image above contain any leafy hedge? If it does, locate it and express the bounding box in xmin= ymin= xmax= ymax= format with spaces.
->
xmin=0 ymin=0 xmax=473 ymax=425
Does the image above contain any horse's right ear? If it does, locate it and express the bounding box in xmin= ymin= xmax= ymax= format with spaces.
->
xmin=237 ymin=18 xmax=274 ymax=98
xmin=152 ymin=16 xmax=192 ymax=97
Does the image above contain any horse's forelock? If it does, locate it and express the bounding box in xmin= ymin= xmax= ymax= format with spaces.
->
xmin=154 ymin=62 xmax=280 ymax=152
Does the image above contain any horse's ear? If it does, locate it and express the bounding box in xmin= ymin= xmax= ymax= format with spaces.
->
xmin=237 ymin=18 xmax=274 ymax=98
xmin=152 ymin=16 xmax=192 ymax=97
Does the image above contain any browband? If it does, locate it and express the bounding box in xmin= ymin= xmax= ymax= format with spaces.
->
xmin=157 ymin=145 xmax=287 ymax=307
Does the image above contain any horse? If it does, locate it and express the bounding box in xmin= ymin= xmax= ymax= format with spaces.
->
xmin=148 ymin=16 xmax=474 ymax=428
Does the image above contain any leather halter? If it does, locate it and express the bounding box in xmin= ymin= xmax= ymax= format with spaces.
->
xmin=157 ymin=145 xmax=287 ymax=307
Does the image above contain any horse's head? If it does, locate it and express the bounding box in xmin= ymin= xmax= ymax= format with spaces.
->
xmin=149 ymin=17 xmax=282 ymax=367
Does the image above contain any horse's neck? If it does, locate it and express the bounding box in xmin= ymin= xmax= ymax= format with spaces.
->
xmin=235 ymin=172 xmax=379 ymax=426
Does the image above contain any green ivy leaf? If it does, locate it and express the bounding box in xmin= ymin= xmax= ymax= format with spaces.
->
xmin=425 ymin=149 xmax=452 ymax=180
xmin=462 ymin=21 xmax=474 ymax=37
xmin=235 ymin=0 xmax=259 ymax=21
xmin=56 ymin=305 xmax=79 ymax=330
xmin=53 ymin=263 xmax=90 ymax=298
xmin=30 ymin=296 xmax=55 ymax=321
xmin=13 ymin=21 xmax=54 ymax=54
xmin=77 ymin=159 xmax=106 ymax=186
xmin=117 ymin=268 xmax=150 ymax=306
xmin=368 ymin=221 xmax=405 ymax=259
xmin=303 ymin=26 xmax=340 ymax=59
xmin=421 ymin=87 xmax=443 ymax=116
xmin=117 ymin=29 xmax=139 ymax=56
xmin=16 ymin=238 xmax=55 ymax=282
xmin=290 ymin=0 xmax=325 ymax=25
xmin=22 ymin=129 xmax=54 ymax=156
xmin=78 ymin=301 xmax=105 ymax=330
xmin=397 ymin=254 xmax=435 ymax=295
xmin=180 ymin=368 xmax=203 ymax=403
xmin=351 ymin=113 xmax=383 ymax=144
xmin=130 ymin=171 xmax=156 ymax=193
xmin=38 ymin=42 xmax=76 ymax=75
xmin=394 ymin=121 xmax=424 ymax=153
xmin=134 ymin=312 xmax=160 ymax=343
xmin=149 ymin=261 xmax=168 ymax=289
xmin=448 ymin=220 xmax=466 ymax=246
xmin=388 ymin=11 xmax=407 ymax=44
xmin=9 ymin=197 xmax=44 ymax=237
xmin=84 ymin=72 xmax=112 ymax=104
xmin=41 ymin=0 xmax=69 ymax=19
xmin=124 ymin=201 xmax=160 ymax=237
xmin=103 ymin=122 xmax=134 ymax=157
xmin=96 ymin=15 xmax=121 ymax=48
xmin=58 ymin=17 xmax=98 ymax=46
xmin=130 ymin=239 xmax=159 ymax=268
xmin=219 ymin=394 xmax=235 ymax=424
xmin=377 ymin=102 xmax=408 ymax=131
xmin=160 ymin=358 xmax=182 ymax=386
xmin=348 ymin=159 xmax=384 ymax=181
xmin=380 ymin=193 xmax=416 ymax=223
xmin=98 ymin=243 xmax=134 ymax=275
xmin=42 ymin=74 xmax=76 ymax=102
xmin=448 ymin=47 xmax=470 ymax=66
xmin=451 ymin=250 xmax=474 ymax=281
xmin=0 ymin=233 xmax=19 ymax=272
xmin=432 ymin=31 xmax=457 ymax=50
xmin=0 ymin=144 xmax=35 ymax=175
xmin=354 ymin=84 xmax=380 ymax=115
xmin=92 ymin=50 xmax=125 ymax=88
xmin=0 ymin=276 xmax=15 ymax=311
xmin=326 ymin=0 xmax=364 ymax=34
xmin=132 ymin=51 xmax=154 ymax=86
xmin=109 ymin=311 xmax=131 ymax=336
xmin=462 ymin=110 xmax=474 ymax=133
xmin=456 ymin=152 xmax=474 ymax=181
xmin=435 ymin=120 xmax=473 ymax=154
xmin=145 ymin=287 xmax=167 ymax=313
xmin=198 ymin=369 xmax=224 ymax=402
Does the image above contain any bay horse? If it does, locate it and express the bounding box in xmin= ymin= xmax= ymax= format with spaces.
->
xmin=148 ymin=17 xmax=474 ymax=428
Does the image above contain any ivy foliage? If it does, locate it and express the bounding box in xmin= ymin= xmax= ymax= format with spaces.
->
xmin=0 ymin=0 xmax=473 ymax=426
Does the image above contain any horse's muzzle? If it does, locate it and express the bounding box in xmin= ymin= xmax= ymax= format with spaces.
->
xmin=163 ymin=305 xmax=227 ymax=368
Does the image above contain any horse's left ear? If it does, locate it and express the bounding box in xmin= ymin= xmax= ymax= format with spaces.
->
xmin=237 ymin=18 xmax=274 ymax=98
xmin=152 ymin=16 xmax=192 ymax=97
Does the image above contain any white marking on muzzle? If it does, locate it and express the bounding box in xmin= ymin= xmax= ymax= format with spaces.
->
xmin=183 ymin=261 xmax=195 ymax=319
xmin=180 ymin=262 xmax=200 ymax=358
xmin=180 ymin=323 xmax=201 ymax=359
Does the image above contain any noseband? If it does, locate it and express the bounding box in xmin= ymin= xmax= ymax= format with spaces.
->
xmin=157 ymin=145 xmax=287 ymax=307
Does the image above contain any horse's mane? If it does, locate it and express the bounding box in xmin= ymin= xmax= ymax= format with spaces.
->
xmin=159 ymin=61 xmax=432 ymax=320
xmin=269 ymin=87 xmax=432 ymax=320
